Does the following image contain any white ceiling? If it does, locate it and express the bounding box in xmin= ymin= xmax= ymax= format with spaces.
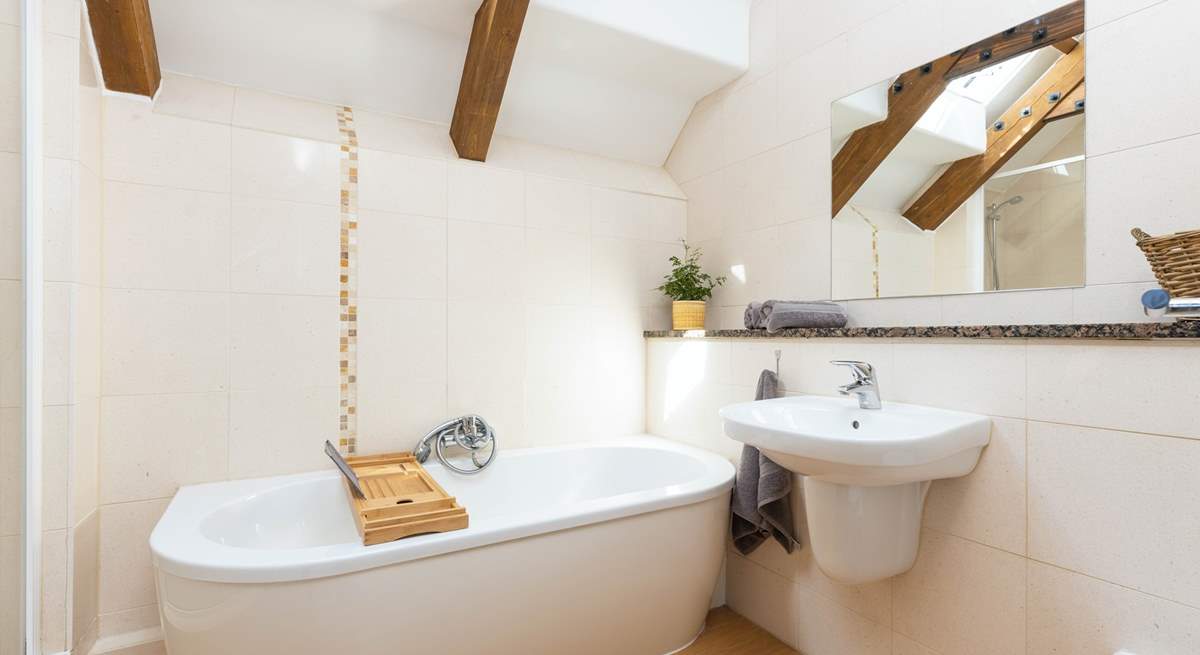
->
xmin=149 ymin=0 xmax=749 ymax=165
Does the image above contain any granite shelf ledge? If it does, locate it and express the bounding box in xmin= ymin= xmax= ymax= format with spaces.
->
xmin=644 ymin=322 xmax=1200 ymax=340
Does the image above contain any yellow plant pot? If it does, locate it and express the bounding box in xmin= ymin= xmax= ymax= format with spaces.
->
xmin=671 ymin=301 xmax=707 ymax=330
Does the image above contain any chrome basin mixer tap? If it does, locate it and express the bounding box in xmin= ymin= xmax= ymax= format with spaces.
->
xmin=831 ymin=360 xmax=882 ymax=410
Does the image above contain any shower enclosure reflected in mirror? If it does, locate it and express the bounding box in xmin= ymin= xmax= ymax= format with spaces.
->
xmin=830 ymin=0 xmax=1085 ymax=300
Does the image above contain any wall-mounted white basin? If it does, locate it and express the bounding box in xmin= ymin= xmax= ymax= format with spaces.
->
xmin=720 ymin=396 xmax=990 ymax=583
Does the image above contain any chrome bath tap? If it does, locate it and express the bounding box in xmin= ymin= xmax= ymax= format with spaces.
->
xmin=414 ymin=415 xmax=498 ymax=474
xmin=831 ymin=360 xmax=882 ymax=410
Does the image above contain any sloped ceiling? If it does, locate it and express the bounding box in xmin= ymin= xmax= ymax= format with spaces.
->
xmin=149 ymin=0 xmax=749 ymax=165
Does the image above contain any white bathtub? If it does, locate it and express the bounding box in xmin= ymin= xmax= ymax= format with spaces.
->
xmin=150 ymin=436 xmax=735 ymax=655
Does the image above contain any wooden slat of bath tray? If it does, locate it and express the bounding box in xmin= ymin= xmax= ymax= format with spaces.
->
xmin=339 ymin=450 xmax=469 ymax=546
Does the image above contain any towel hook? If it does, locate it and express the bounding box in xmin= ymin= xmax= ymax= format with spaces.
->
xmin=774 ymin=349 xmax=781 ymax=376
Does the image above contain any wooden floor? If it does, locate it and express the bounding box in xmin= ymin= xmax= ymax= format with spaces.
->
xmin=679 ymin=607 xmax=799 ymax=655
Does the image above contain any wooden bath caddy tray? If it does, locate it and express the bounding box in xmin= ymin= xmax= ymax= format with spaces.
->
xmin=325 ymin=442 xmax=469 ymax=546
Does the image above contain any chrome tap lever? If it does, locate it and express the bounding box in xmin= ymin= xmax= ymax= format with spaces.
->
xmin=830 ymin=360 xmax=882 ymax=410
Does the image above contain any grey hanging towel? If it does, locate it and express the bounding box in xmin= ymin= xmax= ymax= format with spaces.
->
xmin=730 ymin=369 xmax=800 ymax=555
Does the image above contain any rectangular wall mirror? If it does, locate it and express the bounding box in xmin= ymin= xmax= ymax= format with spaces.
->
xmin=830 ymin=0 xmax=1085 ymax=300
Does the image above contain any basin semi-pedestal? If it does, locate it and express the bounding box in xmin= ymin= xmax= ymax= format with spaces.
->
xmin=720 ymin=396 xmax=991 ymax=584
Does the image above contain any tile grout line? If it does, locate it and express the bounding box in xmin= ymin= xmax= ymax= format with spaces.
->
xmin=337 ymin=106 xmax=359 ymax=455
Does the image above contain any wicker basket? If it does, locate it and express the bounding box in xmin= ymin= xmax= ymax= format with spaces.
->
xmin=671 ymin=301 xmax=706 ymax=330
xmin=1132 ymin=228 xmax=1200 ymax=298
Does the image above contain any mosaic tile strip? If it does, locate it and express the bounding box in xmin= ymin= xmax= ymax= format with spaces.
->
xmin=337 ymin=106 xmax=359 ymax=455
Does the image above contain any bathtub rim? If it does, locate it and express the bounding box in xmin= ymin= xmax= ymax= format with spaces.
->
xmin=150 ymin=435 xmax=734 ymax=584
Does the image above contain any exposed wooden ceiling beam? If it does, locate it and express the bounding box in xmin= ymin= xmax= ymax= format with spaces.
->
xmin=1044 ymin=81 xmax=1085 ymax=122
xmin=831 ymin=53 xmax=962 ymax=217
xmin=904 ymin=43 xmax=1086 ymax=231
xmin=945 ymin=0 xmax=1084 ymax=80
xmin=449 ymin=0 xmax=531 ymax=162
xmin=85 ymin=0 xmax=161 ymax=97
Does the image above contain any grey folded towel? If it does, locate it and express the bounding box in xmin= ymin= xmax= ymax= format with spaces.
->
xmin=743 ymin=299 xmax=846 ymax=330
xmin=730 ymin=370 xmax=799 ymax=555
xmin=765 ymin=302 xmax=848 ymax=333
xmin=743 ymin=302 xmax=764 ymax=329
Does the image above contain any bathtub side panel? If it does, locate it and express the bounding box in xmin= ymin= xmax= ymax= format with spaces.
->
xmin=156 ymin=495 xmax=729 ymax=655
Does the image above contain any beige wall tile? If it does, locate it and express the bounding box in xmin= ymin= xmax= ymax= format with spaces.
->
xmin=726 ymin=553 xmax=799 ymax=648
xmin=940 ymin=289 xmax=1075 ymax=327
xmin=446 ymin=220 xmax=526 ymax=302
xmin=588 ymin=306 xmax=646 ymax=439
xmin=722 ymin=72 xmax=777 ymax=164
xmin=43 ymin=158 xmax=79 ymax=284
xmin=1087 ymin=0 xmax=1200 ymax=157
xmin=231 ymin=87 xmax=339 ymax=143
xmin=1028 ymin=421 xmax=1200 ymax=607
xmin=1028 ymin=560 xmax=1200 ymax=655
xmin=101 ymin=289 xmax=230 ymax=396
xmin=1027 ymin=342 xmax=1200 ymax=439
xmin=591 ymin=188 xmax=653 ymax=241
xmin=73 ymin=283 xmax=102 ymax=401
xmin=229 ymin=293 xmax=336 ymax=392
xmin=794 ymin=582 xmax=891 ymax=655
xmin=892 ymin=633 xmax=939 ymax=655
xmin=590 ymin=237 xmax=643 ymax=308
xmin=230 ymin=196 xmax=339 ymax=296
xmin=357 ymin=210 xmax=447 ymax=300
xmin=153 ymin=74 xmax=235 ymax=124
xmin=0 ymin=409 xmax=16 ymax=537
xmin=356 ymin=382 xmax=447 ymax=456
xmin=0 ymin=535 xmax=15 ymax=651
xmin=72 ymin=511 xmax=100 ymax=649
xmin=70 ymin=397 xmax=100 ymax=523
xmin=645 ymin=339 xmax=735 ymax=452
xmin=103 ymin=97 xmax=231 ymax=193
xmin=353 ymin=109 xmax=453 ymax=159
xmin=0 ymin=24 xmax=19 ymax=153
xmin=99 ymin=393 xmax=228 ymax=503
xmin=99 ymin=499 xmax=171 ymax=614
xmin=43 ymin=32 xmax=79 ymax=161
xmin=524 ymin=229 xmax=590 ymax=305
xmin=890 ymin=340 xmax=1026 ymax=418
xmin=841 ymin=296 xmax=942 ymax=328
xmin=525 ymin=175 xmax=590 ymax=235
xmin=107 ymin=641 xmax=167 ymax=655
xmin=1086 ymin=134 xmax=1200 ymax=286
xmin=664 ymin=93 xmax=724 ymax=185
xmin=356 ymin=297 xmax=446 ymax=389
xmin=42 ymin=282 xmax=73 ymax=406
xmin=41 ymin=406 xmax=69 ymax=530
xmin=782 ymin=339 xmax=895 ymax=398
xmin=742 ymin=493 xmax=893 ymax=627
xmin=0 ymin=283 xmax=17 ymax=410
xmin=357 ymin=148 xmax=447 ymax=217
xmin=231 ymin=128 xmax=340 ymax=206
xmin=228 ymin=386 xmax=337 ymax=479
xmin=446 ymin=301 xmax=526 ymax=443
xmin=924 ymin=417 xmax=1026 ymax=555
xmin=97 ymin=603 xmax=160 ymax=638
xmin=0 ymin=155 xmax=19 ymax=280
xmin=448 ymin=161 xmax=525 ymax=227
xmin=103 ymin=182 xmax=231 ymax=292
xmin=776 ymin=217 xmax=832 ymax=299
xmin=893 ymin=530 xmax=1025 ymax=655
xmin=41 ymin=528 xmax=67 ymax=652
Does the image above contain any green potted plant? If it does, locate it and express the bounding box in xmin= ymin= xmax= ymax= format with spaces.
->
xmin=656 ymin=241 xmax=726 ymax=330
